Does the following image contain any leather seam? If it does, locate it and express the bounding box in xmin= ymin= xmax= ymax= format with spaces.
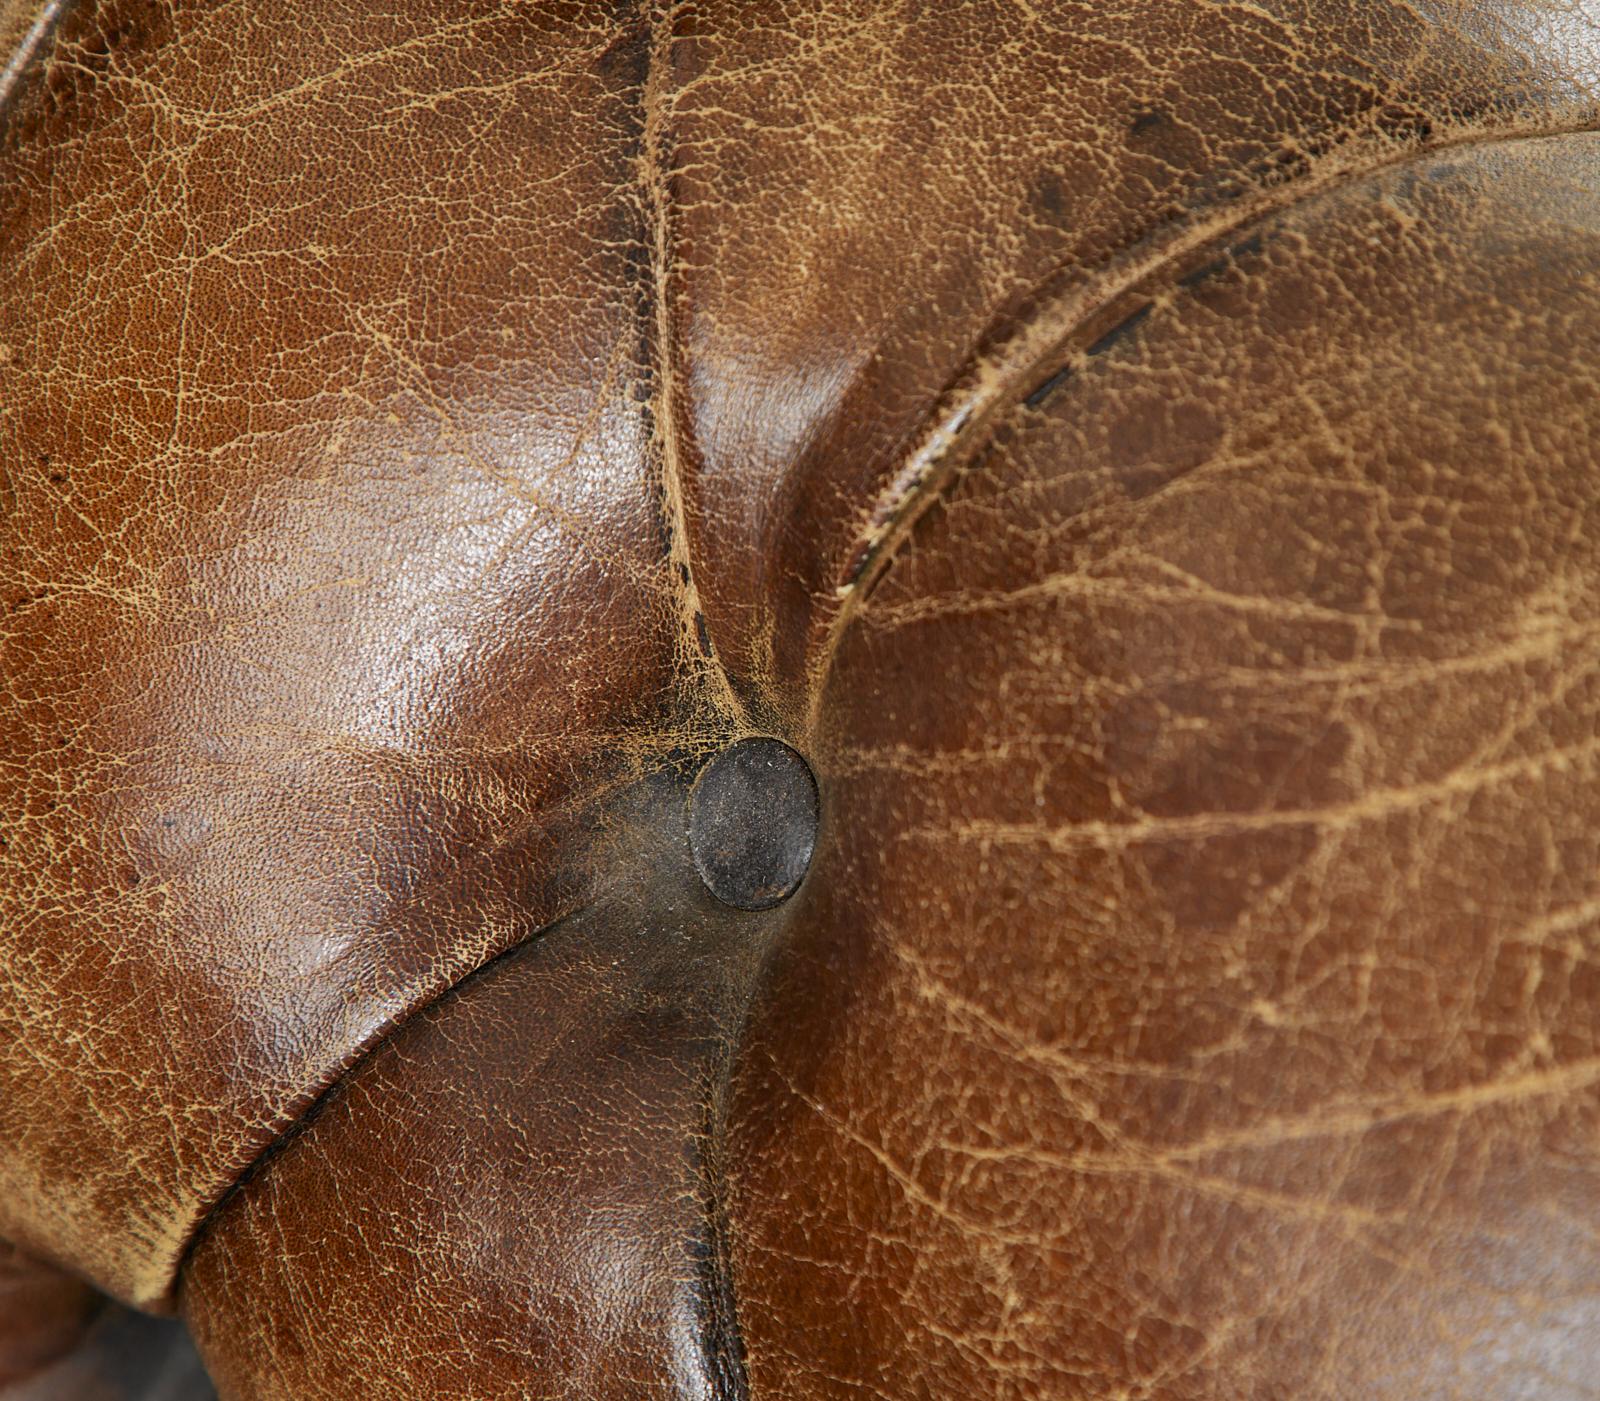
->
xmin=171 ymin=897 xmax=592 ymax=1311
xmin=805 ymin=116 xmax=1600 ymax=738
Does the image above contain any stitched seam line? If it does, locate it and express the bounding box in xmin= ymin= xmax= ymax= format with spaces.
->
xmin=805 ymin=117 xmax=1600 ymax=738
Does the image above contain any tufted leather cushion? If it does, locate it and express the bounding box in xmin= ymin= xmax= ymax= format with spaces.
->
xmin=2 ymin=2 xmax=1598 ymax=1396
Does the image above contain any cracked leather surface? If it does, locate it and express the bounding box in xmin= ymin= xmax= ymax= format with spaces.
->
xmin=2 ymin=1 xmax=1599 ymax=1397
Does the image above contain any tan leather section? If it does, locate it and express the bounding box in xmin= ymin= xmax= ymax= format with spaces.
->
xmin=728 ymin=134 xmax=1600 ymax=1399
xmin=183 ymin=772 xmax=776 ymax=1399
xmin=663 ymin=0 xmax=1600 ymax=718
xmin=0 ymin=0 xmax=704 ymax=1306
xmin=2 ymin=0 xmax=1599 ymax=1393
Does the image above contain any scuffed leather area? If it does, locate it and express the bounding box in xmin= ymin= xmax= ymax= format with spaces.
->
xmin=0 ymin=0 xmax=717 ymax=1306
xmin=182 ymin=768 xmax=775 ymax=1401
xmin=660 ymin=0 xmax=1600 ymax=717
xmin=1 ymin=0 xmax=1599 ymax=1395
xmin=729 ymin=134 xmax=1600 ymax=1399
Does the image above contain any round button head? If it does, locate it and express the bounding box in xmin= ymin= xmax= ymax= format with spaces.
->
xmin=687 ymin=739 xmax=819 ymax=911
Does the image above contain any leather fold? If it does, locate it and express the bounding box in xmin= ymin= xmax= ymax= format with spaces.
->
xmin=182 ymin=767 xmax=780 ymax=1401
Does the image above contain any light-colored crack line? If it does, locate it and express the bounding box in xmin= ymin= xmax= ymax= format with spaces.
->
xmin=639 ymin=0 xmax=745 ymax=729
xmin=905 ymin=731 xmax=1600 ymax=852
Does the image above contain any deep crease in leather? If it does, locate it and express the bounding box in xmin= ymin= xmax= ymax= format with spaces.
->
xmin=170 ymin=898 xmax=591 ymax=1300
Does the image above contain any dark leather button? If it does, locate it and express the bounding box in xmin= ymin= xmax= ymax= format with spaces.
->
xmin=687 ymin=739 xmax=819 ymax=911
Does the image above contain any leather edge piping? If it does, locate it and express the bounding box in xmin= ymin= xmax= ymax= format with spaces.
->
xmin=169 ymin=898 xmax=593 ymax=1313
xmin=803 ymin=115 xmax=1600 ymax=740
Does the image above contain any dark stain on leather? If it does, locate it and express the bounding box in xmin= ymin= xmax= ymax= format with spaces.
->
xmin=1129 ymin=108 xmax=1168 ymax=138
xmin=183 ymin=756 xmax=777 ymax=1398
xmin=1023 ymin=363 xmax=1073 ymax=411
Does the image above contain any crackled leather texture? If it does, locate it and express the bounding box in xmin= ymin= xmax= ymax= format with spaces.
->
xmin=2 ymin=1 xmax=1599 ymax=1398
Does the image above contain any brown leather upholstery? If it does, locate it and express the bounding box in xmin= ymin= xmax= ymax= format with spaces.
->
xmin=2 ymin=1 xmax=1598 ymax=1396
